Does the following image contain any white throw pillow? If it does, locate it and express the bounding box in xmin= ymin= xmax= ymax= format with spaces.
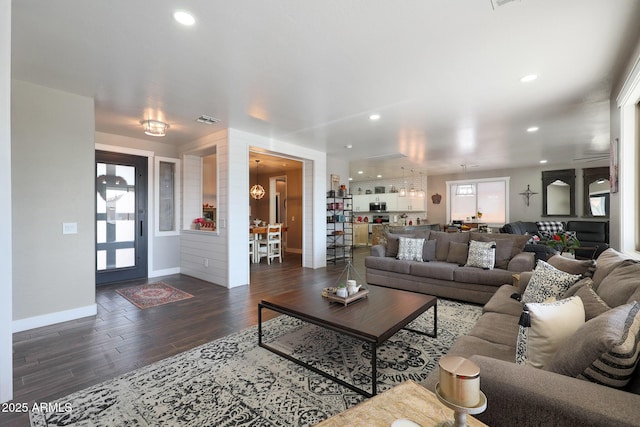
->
xmin=465 ymin=240 xmax=496 ymax=270
xmin=515 ymin=296 xmax=585 ymax=369
xmin=396 ymin=237 xmax=425 ymax=261
xmin=521 ymin=260 xmax=581 ymax=304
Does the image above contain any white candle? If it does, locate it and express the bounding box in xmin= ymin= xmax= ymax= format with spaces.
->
xmin=439 ymin=356 xmax=480 ymax=407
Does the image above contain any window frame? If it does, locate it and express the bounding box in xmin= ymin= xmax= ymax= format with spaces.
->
xmin=154 ymin=156 xmax=181 ymax=237
xmin=445 ymin=176 xmax=510 ymax=226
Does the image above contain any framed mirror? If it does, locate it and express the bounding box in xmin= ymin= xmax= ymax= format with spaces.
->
xmin=542 ymin=169 xmax=576 ymax=217
xmin=583 ymin=166 xmax=610 ymax=217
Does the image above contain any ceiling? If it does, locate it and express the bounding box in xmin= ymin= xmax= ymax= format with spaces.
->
xmin=11 ymin=1 xmax=640 ymax=181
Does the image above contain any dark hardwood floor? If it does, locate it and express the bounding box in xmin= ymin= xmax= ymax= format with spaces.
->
xmin=1 ymin=249 xmax=368 ymax=426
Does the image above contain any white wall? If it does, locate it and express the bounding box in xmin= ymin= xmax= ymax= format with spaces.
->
xmin=12 ymin=80 xmax=96 ymax=329
xmin=0 ymin=0 xmax=12 ymax=404
xmin=427 ymin=161 xmax=610 ymax=229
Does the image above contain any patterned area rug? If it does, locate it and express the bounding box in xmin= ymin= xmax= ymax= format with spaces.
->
xmin=30 ymin=299 xmax=481 ymax=426
xmin=115 ymin=282 xmax=193 ymax=309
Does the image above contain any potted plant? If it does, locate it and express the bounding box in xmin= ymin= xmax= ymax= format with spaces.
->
xmin=545 ymin=232 xmax=580 ymax=257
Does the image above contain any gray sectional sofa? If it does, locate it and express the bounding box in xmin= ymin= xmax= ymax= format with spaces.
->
xmin=365 ymin=230 xmax=535 ymax=304
xmin=423 ymin=249 xmax=640 ymax=427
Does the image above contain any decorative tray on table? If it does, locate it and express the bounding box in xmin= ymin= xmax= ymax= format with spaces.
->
xmin=324 ymin=288 xmax=369 ymax=306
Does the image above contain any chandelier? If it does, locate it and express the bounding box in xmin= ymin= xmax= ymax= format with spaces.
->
xmin=250 ymin=159 xmax=266 ymax=200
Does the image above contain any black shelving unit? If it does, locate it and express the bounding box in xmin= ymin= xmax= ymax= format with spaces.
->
xmin=326 ymin=194 xmax=353 ymax=263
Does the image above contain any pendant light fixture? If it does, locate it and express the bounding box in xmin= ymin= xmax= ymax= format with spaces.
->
xmin=399 ymin=167 xmax=407 ymax=197
xmin=250 ymin=159 xmax=266 ymax=200
xmin=409 ymin=169 xmax=417 ymax=197
xmin=417 ymin=172 xmax=425 ymax=197
xmin=456 ymin=164 xmax=475 ymax=196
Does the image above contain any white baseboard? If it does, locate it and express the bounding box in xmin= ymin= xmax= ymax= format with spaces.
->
xmin=13 ymin=304 xmax=97 ymax=333
xmin=149 ymin=267 xmax=181 ymax=278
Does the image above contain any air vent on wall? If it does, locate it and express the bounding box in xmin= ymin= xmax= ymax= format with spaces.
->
xmin=491 ymin=0 xmax=520 ymax=9
xmin=195 ymin=115 xmax=220 ymax=125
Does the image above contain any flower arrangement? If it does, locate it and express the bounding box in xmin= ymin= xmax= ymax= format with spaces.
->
xmin=545 ymin=233 xmax=580 ymax=254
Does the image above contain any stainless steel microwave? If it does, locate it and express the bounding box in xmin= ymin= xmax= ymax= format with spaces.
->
xmin=369 ymin=202 xmax=387 ymax=212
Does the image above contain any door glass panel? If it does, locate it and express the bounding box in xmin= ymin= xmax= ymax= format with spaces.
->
xmin=96 ymin=162 xmax=137 ymax=272
xmin=116 ymin=248 xmax=135 ymax=268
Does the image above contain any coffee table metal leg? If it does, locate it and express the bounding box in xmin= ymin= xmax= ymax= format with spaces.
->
xmin=371 ymin=342 xmax=377 ymax=396
xmin=258 ymin=303 xmax=263 ymax=345
xmin=403 ymin=302 xmax=437 ymax=338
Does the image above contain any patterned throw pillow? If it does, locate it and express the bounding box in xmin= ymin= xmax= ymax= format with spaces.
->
xmin=536 ymin=221 xmax=565 ymax=234
xmin=546 ymin=302 xmax=640 ymax=389
xmin=516 ymin=296 xmax=585 ymax=369
xmin=521 ymin=260 xmax=581 ymax=304
xmin=396 ymin=237 xmax=425 ymax=261
xmin=465 ymin=240 xmax=496 ymax=270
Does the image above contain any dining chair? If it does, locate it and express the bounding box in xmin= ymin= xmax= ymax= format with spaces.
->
xmin=249 ymin=238 xmax=255 ymax=263
xmin=259 ymin=223 xmax=282 ymax=264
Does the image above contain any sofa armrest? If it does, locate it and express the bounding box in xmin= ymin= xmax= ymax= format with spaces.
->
xmin=370 ymin=244 xmax=386 ymax=257
xmin=517 ymin=271 xmax=534 ymax=293
xmin=507 ymin=251 xmax=534 ymax=272
xmin=468 ymin=355 xmax=640 ymax=427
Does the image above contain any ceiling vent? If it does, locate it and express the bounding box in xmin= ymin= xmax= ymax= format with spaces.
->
xmin=195 ymin=115 xmax=220 ymax=125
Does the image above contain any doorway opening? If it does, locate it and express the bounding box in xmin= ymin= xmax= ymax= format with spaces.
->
xmin=95 ymin=150 xmax=148 ymax=285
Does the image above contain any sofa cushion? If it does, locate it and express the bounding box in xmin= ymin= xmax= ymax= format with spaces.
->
xmin=592 ymin=248 xmax=631 ymax=289
xmin=446 ymin=241 xmax=469 ymax=265
xmin=546 ymin=302 xmax=640 ymax=389
xmin=521 ymin=260 xmax=582 ymax=304
xmin=429 ymin=231 xmax=470 ymax=261
xmin=468 ymin=312 xmax=520 ymax=347
xmin=384 ymin=232 xmax=415 ymax=258
xmin=547 ymin=255 xmax=596 ymax=277
xmin=453 ymin=267 xmax=515 ymax=287
xmin=422 ymin=239 xmax=436 ymax=262
xmin=465 ymin=240 xmax=496 ymax=270
xmin=563 ymin=278 xmax=611 ymax=321
xmin=364 ymin=256 xmax=412 ymax=274
xmin=411 ymin=261 xmax=460 ymax=280
xmin=516 ymin=296 xmax=585 ymax=369
xmin=444 ymin=335 xmax=516 ymax=362
xmin=596 ymin=260 xmax=640 ymax=307
xmin=471 ymin=232 xmax=530 ymax=268
xmin=410 ymin=261 xmax=458 ymax=281
xmin=483 ymin=284 xmax=525 ymax=317
xmin=397 ymin=237 xmax=425 ymax=261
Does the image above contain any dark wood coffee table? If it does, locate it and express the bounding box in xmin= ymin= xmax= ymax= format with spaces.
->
xmin=258 ymin=285 xmax=437 ymax=397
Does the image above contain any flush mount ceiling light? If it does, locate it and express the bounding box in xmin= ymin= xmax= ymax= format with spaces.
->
xmin=140 ymin=119 xmax=169 ymax=137
xmin=173 ymin=10 xmax=195 ymax=26
xmin=250 ymin=160 xmax=266 ymax=200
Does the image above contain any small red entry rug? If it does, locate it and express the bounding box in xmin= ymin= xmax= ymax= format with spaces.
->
xmin=116 ymin=282 xmax=194 ymax=309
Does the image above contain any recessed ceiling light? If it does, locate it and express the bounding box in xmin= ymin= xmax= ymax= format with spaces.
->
xmin=527 ymin=126 xmax=539 ymax=133
xmin=345 ymin=144 xmax=353 ymax=149
xmin=357 ymin=170 xmax=364 ymax=174
xmin=520 ymin=74 xmax=538 ymax=83
xmin=173 ymin=10 xmax=195 ymax=26
xmin=369 ymin=114 xmax=381 ymax=121
xmin=540 ymin=159 xmax=548 ymax=164
xmin=348 ymin=177 xmax=353 ymax=181
xmin=377 ymin=174 xmax=382 ymax=178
